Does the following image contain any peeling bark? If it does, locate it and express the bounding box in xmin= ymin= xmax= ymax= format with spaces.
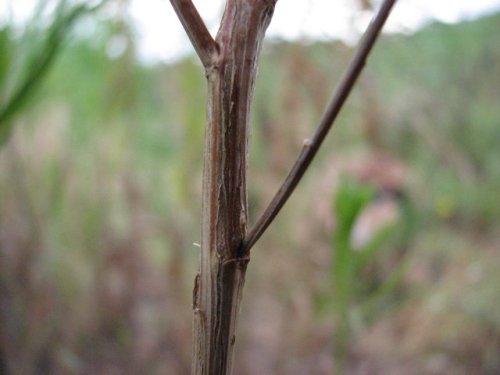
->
xmin=191 ymin=1 xmax=276 ymax=374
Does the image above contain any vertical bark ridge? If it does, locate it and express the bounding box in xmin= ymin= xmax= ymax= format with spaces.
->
xmin=192 ymin=1 xmax=276 ymax=374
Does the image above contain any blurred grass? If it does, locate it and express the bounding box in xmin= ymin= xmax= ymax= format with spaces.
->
xmin=0 ymin=5 xmax=499 ymax=375
xmin=0 ymin=0 xmax=108 ymax=145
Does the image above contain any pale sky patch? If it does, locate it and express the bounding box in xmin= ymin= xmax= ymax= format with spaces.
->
xmin=2 ymin=0 xmax=500 ymax=62
xmin=131 ymin=0 xmax=500 ymax=62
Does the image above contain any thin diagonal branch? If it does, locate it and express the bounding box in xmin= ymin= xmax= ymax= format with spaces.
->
xmin=241 ymin=0 xmax=398 ymax=253
xmin=169 ymin=0 xmax=218 ymax=67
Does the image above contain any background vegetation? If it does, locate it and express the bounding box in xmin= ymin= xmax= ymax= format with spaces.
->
xmin=0 ymin=4 xmax=499 ymax=374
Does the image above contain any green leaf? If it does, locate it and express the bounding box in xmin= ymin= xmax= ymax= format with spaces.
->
xmin=0 ymin=0 xmax=109 ymax=147
xmin=0 ymin=26 xmax=11 ymax=96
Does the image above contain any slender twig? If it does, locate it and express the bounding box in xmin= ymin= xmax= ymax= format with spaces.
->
xmin=169 ymin=0 xmax=218 ymax=68
xmin=241 ymin=0 xmax=398 ymax=253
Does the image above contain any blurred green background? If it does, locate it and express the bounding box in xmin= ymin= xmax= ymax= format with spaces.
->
xmin=0 ymin=1 xmax=499 ymax=374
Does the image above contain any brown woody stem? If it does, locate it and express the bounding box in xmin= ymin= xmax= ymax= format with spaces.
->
xmin=190 ymin=1 xmax=276 ymax=374
xmin=171 ymin=0 xmax=396 ymax=372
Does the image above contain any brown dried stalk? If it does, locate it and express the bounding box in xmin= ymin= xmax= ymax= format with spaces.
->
xmin=170 ymin=0 xmax=277 ymax=374
xmin=169 ymin=0 xmax=397 ymax=374
xmin=169 ymin=0 xmax=218 ymax=68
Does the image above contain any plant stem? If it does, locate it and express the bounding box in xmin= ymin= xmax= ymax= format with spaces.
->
xmin=241 ymin=0 xmax=398 ymax=254
xmin=170 ymin=0 xmax=397 ymax=373
xmin=191 ymin=1 xmax=276 ymax=374
xmin=169 ymin=0 xmax=218 ymax=68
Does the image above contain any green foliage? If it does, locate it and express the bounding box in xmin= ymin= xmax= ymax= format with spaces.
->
xmin=0 ymin=27 xmax=10 ymax=91
xmin=334 ymin=179 xmax=374 ymax=245
xmin=369 ymin=14 xmax=500 ymax=229
xmin=331 ymin=179 xmax=374 ymax=371
xmin=329 ymin=177 xmax=417 ymax=372
xmin=330 ymin=179 xmax=397 ymax=370
xmin=0 ymin=0 xmax=107 ymax=146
